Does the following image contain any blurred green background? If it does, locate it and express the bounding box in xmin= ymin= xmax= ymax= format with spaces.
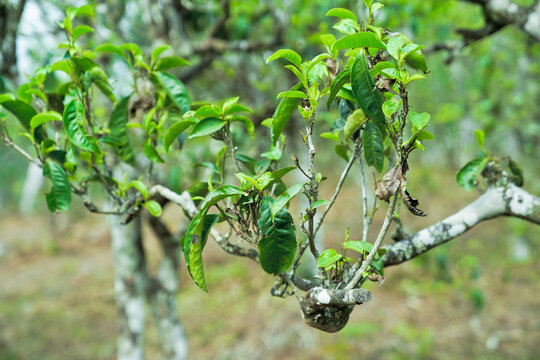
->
xmin=1 ymin=0 xmax=539 ymax=359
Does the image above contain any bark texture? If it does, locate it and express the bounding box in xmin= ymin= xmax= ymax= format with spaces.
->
xmin=383 ymin=183 xmax=540 ymax=266
xmin=107 ymin=214 xmax=147 ymax=360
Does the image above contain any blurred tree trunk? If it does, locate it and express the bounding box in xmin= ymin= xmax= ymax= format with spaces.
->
xmin=147 ymin=216 xmax=189 ymax=360
xmin=19 ymin=162 xmax=43 ymax=214
xmin=107 ymin=212 xmax=188 ymax=360
xmin=107 ymin=214 xmax=147 ymax=360
xmin=0 ymin=0 xmax=26 ymax=80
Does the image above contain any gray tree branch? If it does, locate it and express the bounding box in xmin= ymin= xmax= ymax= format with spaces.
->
xmin=383 ymin=182 xmax=540 ymax=267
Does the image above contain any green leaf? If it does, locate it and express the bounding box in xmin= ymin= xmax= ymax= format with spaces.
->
xmin=108 ymin=96 xmax=135 ymax=164
xmin=327 ymin=68 xmax=351 ymax=109
xmin=0 ymin=93 xmax=16 ymax=103
xmin=42 ymin=160 xmax=71 ymax=212
xmin=474 ymin=129 xmax=485 ymax=148
xmin=405 ymin=50 xmax=428 ymax=73
xmin=335 ymin=144 xmax=349 ymax=162
xmin=72 ymin=25 xmax=93 ymax=42
xmin=317 ymin=249 xmax=343 ymax=268
xmin=30 ymin=111 xmax=62 ymax=130
xmin=189 ymin=117 xmax=227 ymax=138
xmin=271 ymin=83 xmax=302 ymax=144
xmin=128 ymin=180 xmax=149 ymax=200
xmin=225 ymin=104 xmax=252 ymax=115
xmin=195 ymin=105 xmax=222 ymax=118
xmin=456 ymin=158 xmax=488 ymax=191
xmin=266 ymin=49 xmax=302 ymax=68
xmin=164 ymin=119 xmax=196 ymax=152
xmin=187 ymin=213 xmax=219 ymax=292
xmin=145 ymin=200 xmax=163 ymax=217
xmin=151 ymin=44 xmax=171 ymax=64
xmin=351 ymin=54 xmax=386 ymax=136
xmin=344 ymin=108 xmax=367 ymax=142
xmin=332 ymin=32 xmax=386 ymax=51
xmin=1 ymin=99 xmax=46 ymax=143
xmin=258 ymin=196 xmax=297 ymax=275
xmin=63 ymin=100 xmax=99 ymax=152
xmin=416 ymin=130 xmax=434 ymax=141
xmin=386 ymin=35 xmax=407 ymax=61
xmin=363 ymin=121 xmax=384 ymax=172
xmin=277 ymin=90 xmax=307 ymax=99
xmin=333 ymin=19 xmax=359 ymax=35
xmin=325 ymin=8 xmax=357 ymax=22
xmin=144 ymin=141 xmax=164 ymax=163
xmin=200 ymin=185 xmax=245 ymax=211
xmin=369 ymin=61 xmax=396 ymax=78
xmin=343 ymin=241 xmax=373 ymax=254
xmin=154 ymin=56 xmax=190 ymax=71
xmin=95 ymin=43 xmax=126 ymax=60
xmin=154 ymin=71 xmax=190 ymax=113
xmin=271 ymin=183 xmax=305 ymax=219
xmin=310 ymin=199 xmax=331 ymax=210
xmin=230 ymin=115 xmax=254 ymax=139
xmin=320 ymin=132 xmax=340 ymax=142
xmin=410 ymin=112 xmax=430 ymax=130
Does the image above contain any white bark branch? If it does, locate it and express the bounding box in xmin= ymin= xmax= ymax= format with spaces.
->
xmin=383 ymin=183 xmax=540 ymax=266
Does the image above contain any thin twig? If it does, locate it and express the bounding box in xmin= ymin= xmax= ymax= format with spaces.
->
xmin=313 ymin=141 xmax=359 ymax=237
xmin=357 ymin=148 xmax=370 ymax=243
xmin=345 ymin=195 xmax=398 ymax=290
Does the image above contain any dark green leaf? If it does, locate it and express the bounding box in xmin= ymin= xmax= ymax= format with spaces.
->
xmin=456 ymin=158 xmax=488 ymax=191
xmin=189 ymin=117 xmax=226 ymax=138
xmin=351 ymin=54 xmax=386 ymax=135
xmin=509 ymin=159 xmax=524 ymax=186
xmin=327 ymin=68 xmax=351 ymax=109
xmin=1 ymin=99 xmax=46 ymax=143
xmin=42 ymin=159 xmax=71 ymax=212
xmin=363 ymin=121 xmax=384 ymax=172
xmin=258 ymin=196 xmax=297 ymax=275
xmin=108 ymin=96 xmax=135 ymax=164
xmin=154 ymin=71 xmax=190 ymax=113
xmin=63 ymin=100 xmax=99 ymax=152
xmin=187 ymin=214 xmax=219 ymax=291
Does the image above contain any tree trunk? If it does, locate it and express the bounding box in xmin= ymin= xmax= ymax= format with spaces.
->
xmin=107 ymin=214 xmax=147 ymax=360
xmin=147 ymin=216 xmax=188 ymax=360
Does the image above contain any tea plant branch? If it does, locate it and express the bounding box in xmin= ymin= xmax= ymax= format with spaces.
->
xmin=314 ymin=139 xmax=360 ymax=237
xmin=305 ymin=113 xmax=320 ymax=259
xmin=345 ymin=194 xmax=398 ymax=290
xmin=427 ymin=0 xmax=540 ymax=60
xmin=383 ymin=182 xmax=540 ymax=267
xmin=357 ymin=148 xmax=371 ymax=243
xmin=148 ymin=184 xmax=259 ymax=261
xmin=0 ymin=124 xmax=41 ymax=167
